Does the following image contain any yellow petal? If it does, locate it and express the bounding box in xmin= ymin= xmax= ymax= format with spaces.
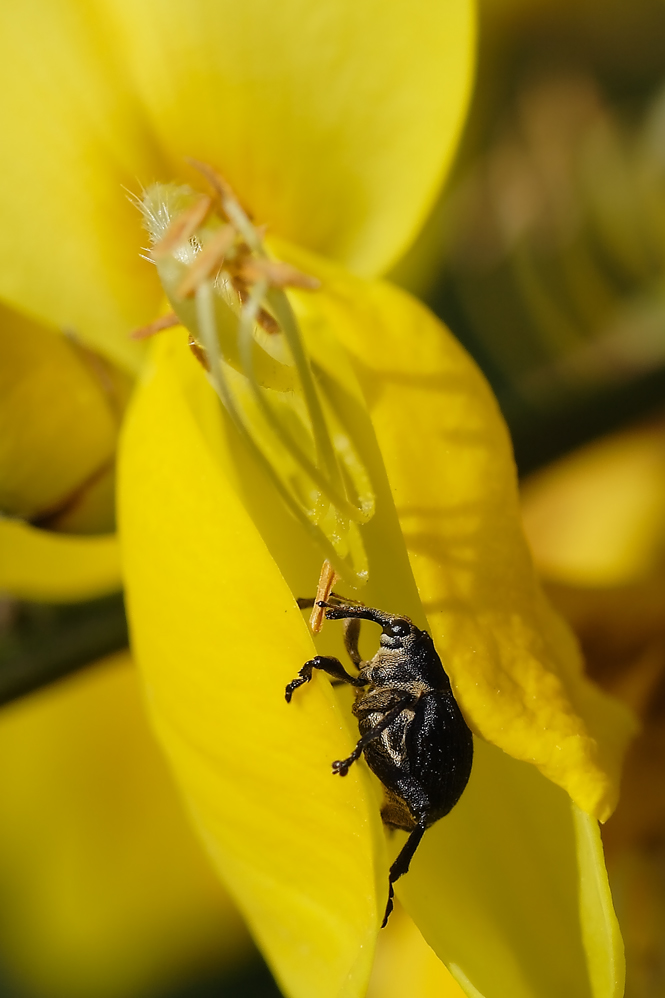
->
xmin=0 ymin=651 xmax=250 ymax=998
xmin=521 ymin=420 xmax=665 ymax=587
xmin=275 ymin=240 xmax=634 ymax=821
xmin=102 ymin=0 xmax=475 ymax=277
xmin=0 ymin=304 xmax=124 ymax=525
xmin=398 ymin=740 xmax=624 ymax=998
xmin=367 ymin=904 xmax=465 ymax=998
xmin=0 ymin=0 xmax=165 ymax=371
xmin=119 ymin=254 xmax=625 ymax=998
xmin=574 ymin=804 xmax=625 ymax=998
xmin=44 ymin=464 xmax=118 ymax=536
xmin=118 ymin=332 xmax=383 ymax=998
xmin=0 ymin=520 xmax=121 ymax=602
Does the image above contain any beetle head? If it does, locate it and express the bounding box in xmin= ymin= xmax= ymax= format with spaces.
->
xmin=379 ymin=616 xmax=415 ymax=650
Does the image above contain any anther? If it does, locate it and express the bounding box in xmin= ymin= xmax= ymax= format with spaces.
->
xmin=176 ymin=224 xmax=237 ymax=298
xmin=239 ymin=258 xmax=321 ymax=290
xmin=130 ymin=312 xmax=180 ymax=340
xmin=310 ymin=560 xmax=338 ymax=634
xmin=188 ymin=334 xmax=210 ymax=371
xmin=185 ymin=158 xmax=258 ymax=249
xmin=150 ymin=196 xmax=212 ymax=259
xmin=256 ymin=307 xmax=280 ymax=335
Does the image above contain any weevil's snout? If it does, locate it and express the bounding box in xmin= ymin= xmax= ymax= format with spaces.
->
xmin=380 ymin=617 xmax=412 ymax=649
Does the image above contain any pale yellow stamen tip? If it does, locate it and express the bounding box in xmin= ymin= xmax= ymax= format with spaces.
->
xmin=310 ymin=560 xmax=338 ymax=634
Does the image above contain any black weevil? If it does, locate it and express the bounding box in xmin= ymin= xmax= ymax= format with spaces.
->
xmin=285 ymin=595 xmax=473 ymax=926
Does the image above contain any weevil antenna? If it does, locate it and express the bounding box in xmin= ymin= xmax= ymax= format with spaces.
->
xmin=320 ymin=601 xmax=400 ymax=631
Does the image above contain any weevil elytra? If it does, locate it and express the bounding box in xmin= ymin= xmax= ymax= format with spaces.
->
xmin=285 ymin=595 xmax=473 ymax=926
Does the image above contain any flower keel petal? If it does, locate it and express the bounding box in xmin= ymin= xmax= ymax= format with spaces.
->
xmin=277 ymin=241 xmax=634 ymax=821
xmin=118 ymin=332 xmax=381 ymax=998
xmin=399 ymin=741 xmax=624 ymax=998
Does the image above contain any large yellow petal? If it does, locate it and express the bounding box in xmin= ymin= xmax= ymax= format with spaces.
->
xmin=367 ymin=904 xmax=465 ymax=998
xmin=398 ymin=740 xmax=624 ymax=998
xmin=0 ymin=0 xmax=165 ymax=371
xmin=279 ymin=244 xmax=635 ymax=822
xmin=296 ymin=239 xmax=626 ymax=992
xmin=289 ymin=254 xmax=626 ymax=990
xmin=120 ymin=264 xmax=624 ymax=998
xmin=102 ymin=0 xmax=475 ymax=277
xmin=0 ymin=520 xmax=121 ymax=602
xmin=118 ymin=333 xmax=383 ymax=998
xmin=0 ymin=651 xmax=250 ymax=998
xmin=0 ymin=304 xmax=122 ymax=525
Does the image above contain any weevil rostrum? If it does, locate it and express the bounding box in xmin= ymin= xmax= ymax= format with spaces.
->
xmin=285 ymin=593 xmax=473 ymax=926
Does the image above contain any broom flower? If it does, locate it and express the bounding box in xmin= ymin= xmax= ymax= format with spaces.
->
xmin=0 ymin=2 xmax=634 ymax=997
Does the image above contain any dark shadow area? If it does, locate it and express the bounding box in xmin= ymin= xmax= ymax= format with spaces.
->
xmin=0 ymin=953 xmax=284 ymax=998
xmin=160 ymin=955 xmax=284 ymax=998
xmin=0 ymin=592 xmax=128 ymax=706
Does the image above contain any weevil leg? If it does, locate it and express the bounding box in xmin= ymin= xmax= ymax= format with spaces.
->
xmin=343 ymin=617 xmax=363 ymax=668
xmin=285 ymin=656 xmax=366 ymax=703
xmin=332 ymin=697 xmax=414 ymax=776
xmin=382 ymin=819 xmax=427 ymax=927
xmin=296 ymin=597 xmax=315 ymax=609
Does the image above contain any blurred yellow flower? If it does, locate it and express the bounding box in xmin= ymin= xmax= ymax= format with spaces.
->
xmin=521 ymin=417 xmax=665 ymax=998
xmin=0 ymin=1 xmax=636 ymax=997
xmin=0 ymin=651 xmax=250 ymax=998
xmin=0 ymin=305 xmax=126 ymax=599
xmin=521 ymin=419 xmax=665 ymax=588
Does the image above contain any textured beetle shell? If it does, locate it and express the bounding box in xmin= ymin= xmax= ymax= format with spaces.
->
xmin=353 ymin=629 xmax=473 ymax=831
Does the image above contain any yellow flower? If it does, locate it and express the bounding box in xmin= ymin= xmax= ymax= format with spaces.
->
xmin=0 ymin=303 xmax=126 ymax=599
xmin=367 ymin=902 xmax=466 ymax=998
xmin=0 ymin=1 xmax=634 ymax=997
xmin=521 ymin=419 xmax=665 ymax=998
xmin=0 ymin=650 xmax=251 ymax=998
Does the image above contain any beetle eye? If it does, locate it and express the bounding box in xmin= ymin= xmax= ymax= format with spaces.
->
xmin=388 ymin=618 xmax=410 ymax=637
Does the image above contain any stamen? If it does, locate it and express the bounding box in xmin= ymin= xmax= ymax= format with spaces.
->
xmin=130 ymin=312 xmax=180 ymax=340
xmin=266 ymin=287 xmax=345 ymax=496
xmin=177 ymin=224 xmax=236 ymax=298
xmin=186 ymin=158 xmax=260 ymax=251
xmin=237 ymin=283 xmax=368 ymax=523
xmin=151 ymin=196 xmax=212 ymax=259
xmin=239 ymin=258 xmax=321 ymax=290
xmin=231 ymin=274 xmax=280 ymax=332
xmin=188 ymin=334 xmax=210 ymax=371
xmin=138 ymin=171 xmax=376 ymax=585
xmin=194 ymin=278 xmax=355 ymax=575
xmin=310 ymin=560 xmax=338 ymax=634
xmin=256 ymin=307 xmax=280 ymax=335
